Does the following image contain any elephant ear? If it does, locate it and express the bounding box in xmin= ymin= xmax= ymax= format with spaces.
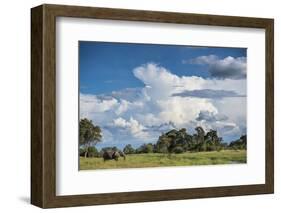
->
xmin=114 ymin=151 xmax=120 ymax=158
xmin=112 ymin=151 xmax=117 ymax=158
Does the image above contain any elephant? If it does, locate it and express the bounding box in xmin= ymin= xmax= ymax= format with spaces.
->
xmin=103 ymin=150 xmax=126 ymax=161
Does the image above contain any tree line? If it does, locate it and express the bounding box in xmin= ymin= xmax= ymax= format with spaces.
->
xmin=123 ymin=127 xmax=246 ymax=154
xmin=79 ymin=118 xmax=247 ymax=158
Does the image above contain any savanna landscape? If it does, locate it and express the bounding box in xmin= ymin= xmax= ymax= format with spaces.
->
xmin=80 ymin=151 xmax=246 ymax=170
xmin=79 ymin=118 xmax=247 ymax=170
xmin=79 ymin=42 xmax=247 ymax=170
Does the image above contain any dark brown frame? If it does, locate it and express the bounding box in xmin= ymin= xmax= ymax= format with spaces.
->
xmin=31 ymin=4 xmax=274 ymax=208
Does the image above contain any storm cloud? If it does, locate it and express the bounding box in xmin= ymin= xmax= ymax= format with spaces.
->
xmin=172 ymin=89 xmax=245 ymax=99
xmin=187 ymin=55 xmax=246 ymax=79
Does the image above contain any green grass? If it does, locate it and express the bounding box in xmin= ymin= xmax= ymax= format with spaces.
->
xmin=79 ymin=150 xmax=246 ymax=170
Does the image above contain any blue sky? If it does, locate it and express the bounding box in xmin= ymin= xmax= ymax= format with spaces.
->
xmin=79 ymin=42 xmax=246 ymax=95
xmin=79 ymin=41 xmax=247 ymax=149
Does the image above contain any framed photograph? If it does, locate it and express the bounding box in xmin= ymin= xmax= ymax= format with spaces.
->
xmin=31 ymin=4 xmax=274 ymax=208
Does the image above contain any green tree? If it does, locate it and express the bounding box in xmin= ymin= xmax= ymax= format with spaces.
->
xmin=195 ymin=126 xmax=206 ymax=150
xmin=172 ymin=146 xmax=184 ymax=154
xmin=123 ymin=144 xmax=135 ymax=154
xmin=205 ymin=129 xmax=221 ymax=151
xmin=155 ymin=128 xmax=192 ymax=153
xmin=228 ymin=135 xmax=247 ymax=150
xmin=79 ymin=146 xmax=99 ymax=157
xmin=79 ymin=118 xmax=102 ymax=158
xmin=87 ymin=146 xmax=99 ymax=157
xmin=145 ymin=143 xmax=154 ymax=153
xmin=155 ymin=134 xmax=172 ymax=153
xmin=136 ymin=143 xmax=154 ymax=153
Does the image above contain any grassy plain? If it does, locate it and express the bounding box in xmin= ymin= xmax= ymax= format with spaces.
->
xmin=79 ymin=150 xmax=246 ymax=170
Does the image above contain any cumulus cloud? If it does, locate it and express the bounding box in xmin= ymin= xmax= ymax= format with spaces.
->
xmin=112 ymin=117 xmax=149 ymax=139
xmin=80 ymin=63 xmax=246 ymax=145
xmin=188 ymin=55 xmax=246 ymax=79
xmin=196 ymin=110 xmax=228 ymax=122
xmin=115 ymin=99 xmax=144 ymax=115
xmin=156 ymin=96 xmax=217 ymax=126
xmin=133 ymin=63 xmax=220 ymax=100
xmin=80 ymin=94 xmax=118 ymax=115
xmin=80 ymin=93 xmax=144 ymax=127
xmin=194 ymin=111 xmax=244 ymax=140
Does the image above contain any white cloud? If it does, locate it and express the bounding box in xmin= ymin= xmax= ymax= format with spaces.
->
xmin=214 ymin=97 xmax=247 ymax=127
xmin=157 ymin=97 xmax=217 ymax=126
xmin=112 ymin=117 xmax=149 ymax=139
xmin=134 ymin=63 xmax=246 ymax=97
xmin=80 ymin=63 xmax=246 ymax=145
xmin=115 ymin=100 xmax=130 ymax=115
xmin=115 ymin=99 xmax=144 ymax=115
xmin=80 ymin=94 xmax=118 ymax=117
xmin=133 ymin=63 xmax=206 ymax=100
xmin=188 ymin=55 xmax=247 ymax=79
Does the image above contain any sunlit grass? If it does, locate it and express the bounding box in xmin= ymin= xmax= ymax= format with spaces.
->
xmin=79 ymin=150 xmax=246 ymax=170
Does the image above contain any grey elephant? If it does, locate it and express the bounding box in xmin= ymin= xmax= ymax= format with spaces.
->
xmin=103 ymin=150 xmax=126 ymax=161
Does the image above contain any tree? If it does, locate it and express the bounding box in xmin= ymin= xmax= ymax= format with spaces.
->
xmin=123 ymin=144 xmax=135 ymax=154
xmin=205 ymin=129 xmax=221 ymax=151
xmin=172 ymin=146 xmax=184 ymax=154
xmin=136 ymin=143 xmax=154 ymax=153
xmin=155 ymin=134 xmax=172 ymax=153
xmin=154 ymin=128 xmax=190 ymax=153
xmin=153 ymin=126 xmax=225 ymax=153
xmin=195 ymin=126 xmax=206 ymax=151
xmin=79 ymin=118 xmax=102 ymax=158
xmin=228 ymin=135 xmax=247 ymax=150
xmin=145 ymin=143 xmax=154 ymax=153
xmin=205 ymin=130 xmax=219 ymax=143
xmin=80 ymin=146 xmax=99 ymax=157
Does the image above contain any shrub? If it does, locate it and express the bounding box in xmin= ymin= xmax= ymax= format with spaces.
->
xmin=206 ymin=144 xmax=216 ymax=152
xmin=172 ymin=146 xmax=184 ymax=154
xmin=87 ymin=146 xmax=99 ymax=157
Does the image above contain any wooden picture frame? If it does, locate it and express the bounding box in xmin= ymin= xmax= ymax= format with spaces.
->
xmin=31 ymin=4 xmax=274 ymax=208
